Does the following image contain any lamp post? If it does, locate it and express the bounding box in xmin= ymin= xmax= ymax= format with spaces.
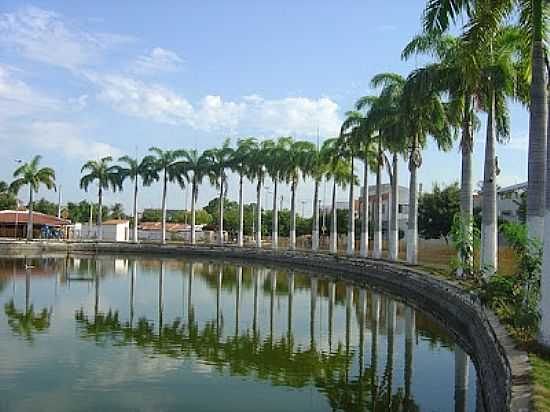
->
xmin=14 ymin=160 xmax=22 ymax=239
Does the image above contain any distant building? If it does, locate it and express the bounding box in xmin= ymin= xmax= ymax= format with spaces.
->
xmin=474 ymin=182 xmax=527 ymax=224
xmin=0 ymin=210 xmax=70 ymax=239
xmin=74 ymin=219 xmax=130 ymax=241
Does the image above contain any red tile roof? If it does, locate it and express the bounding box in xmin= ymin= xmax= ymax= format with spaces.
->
xmin=0 ymin=210 xmax=70 ymax=226
xmin=103 ymin=219 xmax=129 ymax=225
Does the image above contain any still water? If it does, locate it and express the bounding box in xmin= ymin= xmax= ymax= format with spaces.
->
xmin=0 ymin=256 xmax=480 ymax=411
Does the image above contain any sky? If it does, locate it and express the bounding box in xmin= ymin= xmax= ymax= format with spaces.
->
xmin=0 ymin=0 xmax=529 ymax=217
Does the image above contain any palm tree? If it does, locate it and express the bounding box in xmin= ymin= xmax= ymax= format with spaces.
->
xmin=264 ymin=137 xmax=292 ymax=250
xmin=176 ymin=149 xmax=211 ymax=245
xmin=357 ymin=75 xmax=407 ymax=260
xmin=308 ymin=141 xmax=328 ymax=252
xmin=286 ymin=140 xmax=316 ymax=250
xmin=80 ymin=157 xmax=121 ymax=241
xmin=204 ymin=139 xmax=234 ymax=246
xmin=421 ymin=0 xmax=547 ymax=243
xmin=110 ymin=203 xmax=125 ymax=220
xmin=322 ymin=139 xmax=352 ymax=254
xmin=116 ymin=156 xmax=155 ymax=242
xmin=10 ymin=156 xmax=56 ymax=240
xmin=144 ymin=148 xmax=186 ymax=244
xmin=247 ymin=139 xmax=268 ymax=248
xmin=340 ymin=111 xmax=367 ymax=257
xmin=401 ymin=72 xmax=454 ymax=264
xmin=231 ymin=138 xmax=255 ymax=247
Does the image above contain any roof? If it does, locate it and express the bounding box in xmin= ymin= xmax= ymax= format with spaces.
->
xmin=138 ymin=222 xmax=195 ymax=232
xmin=103 ymin=219 xmax=130 ymax=225
xmin=498 ymin=182 xmax=527 ymax=193
xmin=0 ymin=210 xmax=71 ymax=226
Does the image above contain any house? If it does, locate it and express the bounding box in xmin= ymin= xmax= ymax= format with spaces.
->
xmin=361 ymin=184 xmax=410 ymax=234
xmin=137 ymin=222 xmax=227 ymax=242
xmin=0 ymin=210 xmax=71 ymax=239
xmin=474 ymin=182 xmax=527 ymax=224
xmin=75 ymin=219 xmax=130 ymax=241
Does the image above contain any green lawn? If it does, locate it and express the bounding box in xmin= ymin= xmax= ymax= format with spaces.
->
xmin=531 ymin=353 xmax=550 ymax=412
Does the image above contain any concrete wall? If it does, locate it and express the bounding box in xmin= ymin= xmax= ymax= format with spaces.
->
xmin=0 ymin=241 xmax=530 ymax=412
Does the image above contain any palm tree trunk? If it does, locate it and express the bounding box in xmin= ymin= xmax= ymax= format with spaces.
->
xmin=389 ymin=154 xmax=399 ymax=261
xmin=191 ymin=178 xmax=197 ymax=245
xmin=480 ymin=90 xmax=498 ymax=274
xmin=347 ymin=156 xmax=355 ymax=256
xmin=360 ymin=158 xmax=369 ymax=257
xmin=219 ymin=175 xmax=224 ymax=246
xmin=312 ymin=179 xmax=320 ymax=252
xmin=407 ymin=136 xmax=419 ymax=265
xmin=98 ymin=186 xmax=104 ymax=241
xmin=161 ymin=169 xmax=167 ymax=245
xmin=330 ymin=180 xmax=337 ymax=253
xmin=540 ymin=63 xmax=550 ymax=346
xmin=272 ymin=177 xmax=279 ymax=250
xmin=238 ymin=173 xmax=244 ymax=247
xmin=527 ymin=2 xmax=548 ymax=243
xmin=459 ymin=97 xmax=474 ymax=277
xmin=27 ymin=186 xmax=33 ymax=241
xmin=256 ymin=178 xmax=262 ymax=248
xmin=290 ymin=179 xmax=297 ymax=250
xmin=373 ymin=152 xmax=382 ymax=259
xmin=133 ymin=176 xmax=139 ymax=243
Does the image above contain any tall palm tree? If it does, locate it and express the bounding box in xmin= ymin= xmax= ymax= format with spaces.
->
xmin=308 ymin=141 xmax=329 ymax=252
xmin=116 ymin=156 xmax=155 ymax=242
xmin=248 ymin=139 xmax=269 ymax=248
xmin=144 ymin=148 xmax=186 ymax=244
xmin=80 ymin=156 xmax=120 ymax=241
xmin=286 ymin=140 xmax=316 ymax=250
xmin=401 ymin=72 xmax=454 ymax=264
xmin=322 ymin=139 xmax=352 ymax=254
xmin=421 ymin=0 xmax=547 ymax=242
xmin=204 ymin=139 xmax=234 ymax=246
xmin=357 ymin=75 xmax=407 ymax=260
xmin=264 ymin=137 xmax=292 ymax=250
xmin=231 ymin=138 xmax=255 ymax=247
xmin=176 ymin=149 xmax=211 ymax=245
xmin=10 ymin=156 xmax=56 ymax=240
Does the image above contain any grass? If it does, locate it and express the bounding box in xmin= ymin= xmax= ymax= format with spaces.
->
xmin=530 ymin=352 xmax=550 ymax=412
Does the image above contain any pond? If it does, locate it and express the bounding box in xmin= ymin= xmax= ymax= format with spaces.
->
xmin=0 ymin=255 xmax=481 ymax=411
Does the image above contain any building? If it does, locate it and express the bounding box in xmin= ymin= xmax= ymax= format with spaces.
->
xmin=362 ymin=184 xmax=410 ymax=234
xmin=137 ymin=222 xmax=226 ymax=243
xmin=0 ymin=210 xmax=71 ymax=239
xmin=74 ymin=220 xmax=130 ymax=241
xmin=497 ymin=182 xmax=527 ymax=224
xmin=474 ymin=182 xmax=527 ymax=224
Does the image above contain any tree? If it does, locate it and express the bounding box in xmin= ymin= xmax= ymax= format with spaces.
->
xmin=144 ymin=148 xmax=186 ymax=244
xmin=401 ymin=71 xmax=454 ymax=264
xmin=80 ymin=156 xmax=121 ymax=241
xmin=322 ymin=138 xmax=352 ymax=253
xmin=231 ymin=138 xmax=256 ymax=247
xmin=117 ymin=155 xmax=155 ymax=242
xmin=10 ymin=156 xmax=56 ymax=240
xmin=418 ymin=182 xmax=460 ymax=243
xmin=34 ymin=198 xmax=57 ymax=216
xmin=176 ymin=149 xmax=211 ymax=245
xmin=109 ymin=203 xmax=126 ymax=220
xmin=204 ymin=139 xmax=234 ymax=245
xmin=264 ymin=137 xmax=293 ymax=250
xmin=0 ymin=192 xmax=17 ymax=211
xmin=142 ymin=209 xmax=162 ymax=222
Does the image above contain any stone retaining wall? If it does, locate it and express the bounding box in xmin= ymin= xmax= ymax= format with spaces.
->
xmin=0 ymin=240 xmax=532 ymax=412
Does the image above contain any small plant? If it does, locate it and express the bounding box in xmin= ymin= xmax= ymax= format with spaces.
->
xmin=475 ymin=222 xmax=542 ymax=342
xmin=449 ymin=214 xmax=480 ymax=277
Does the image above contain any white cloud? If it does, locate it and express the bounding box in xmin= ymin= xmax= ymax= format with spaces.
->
xmin=0 ymin=64 xmax=60 ymax=119
xmin=88 ymin=73 xmax=341 ymax=137
xmin=0 ymin=6 xmax=132 ymax=69
xmin=505 ymin=133 xmax=528 ymax=152
xmin=133 ymin=47 xmax=184 ymax=74
xmin=0 ymin=120 xmax=122 ymax=161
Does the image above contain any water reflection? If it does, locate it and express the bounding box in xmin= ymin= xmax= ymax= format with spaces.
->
xmin=0 ymin=256 xmax=480 ymax=411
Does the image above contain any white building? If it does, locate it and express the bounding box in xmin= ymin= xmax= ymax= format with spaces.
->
xmin=497 ymin=182 xmax=527 ymax=224
xmin=76 ymin=220 xmax=130 ymax=241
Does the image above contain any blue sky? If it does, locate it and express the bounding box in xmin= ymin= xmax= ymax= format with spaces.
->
xmin=0 ymin=1 xmax=529 ymax=216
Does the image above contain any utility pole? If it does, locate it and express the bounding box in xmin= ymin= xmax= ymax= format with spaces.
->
xmin=57 ymin=185 xmax=62 ymax=219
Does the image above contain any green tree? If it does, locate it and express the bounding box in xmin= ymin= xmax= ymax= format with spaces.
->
xmin=34 ymin=198 xmax=58 ymax=216
xmin=142 ymin=209 xmax=162 ymax=222
xmin=80 ymin=156 xmax=122 ymax=240
xmin=418 ymin=182 xmax=460 ymax=243
xmin=117 ymin=155 xmax=156 ymax=241
xmin=10 ymin=156 xmax=56 ymax=240
xmin=144 ymin=148 xmax=186 ymax=244
xmin=175 ymin=149 xmax=212 ymax=244
xmin=204 ymin=139 xmax=234 ymax=245
xmin=231 ymin=137 xmax=256 ymax=246
xmin=109 ymin=203 xmax=126 ymax=220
